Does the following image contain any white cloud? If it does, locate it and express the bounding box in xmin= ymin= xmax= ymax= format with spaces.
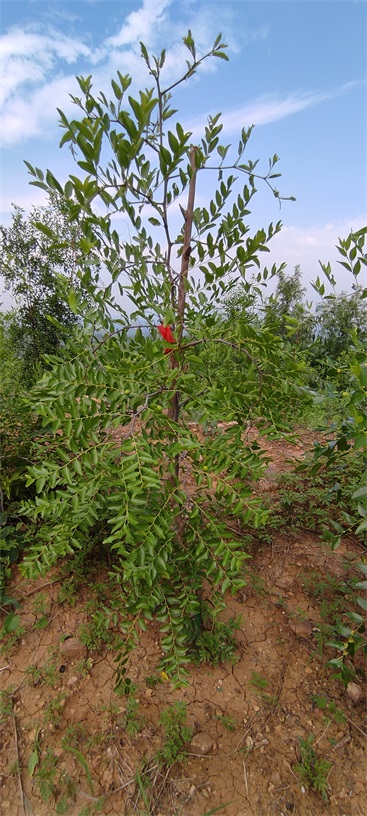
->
xmin=0 ymin=27 xmax=91 ymax=106
xmin=188 ymin=80 xmax=366 ymax=136
xmin=105 ymin=0 xmax=171 ymax=49
xmin=1 ymin=74 xmax=80 ymax=144
xmin=0 ymin=0 xmax=270 ymax=147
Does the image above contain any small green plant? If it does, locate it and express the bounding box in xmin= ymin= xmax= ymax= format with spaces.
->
xmin=61 ymin=723 xmax=86 ymax=749
xmin=34 ymin=746 xmax=58 ymax=803
xmin=0 ymin=611 xmax=25 ymax=654
xmin=157 ymin=701 xmax=193 ymax=766
xmin=188 ymin=613 xmax=240 ymax=665
xmin=250 ymin=671 xmax=268 ymax=691
xmin=31 ymin=592 xmax=50 ymax=629
xmin=74 ymin=656 xmax=94 ymax=678
xmin=43 ymin=692 xmax=67 ymax=728
xmin=247 ymin=571 xmax=266 ymax=597
xmin=294 ymin=734 xmax=332 ymax=801
xmin=124 ymin=692 xmax=143 ymax=737
xmin=78 ymin=607 xmax=116 ymax=653
xmin=311 ymin=695 xmax=346 ymax=725
xmin=57 ymin=574 xmax=81 ymax=606
xmin=0 ymin=686 xmax=14 ymax=723
xmin=216 ymin=713 xmax=236 ymax=731
xmin=303 ymin=562 xmax=367 ymax=684
xmin=26 ymin=658 xmax=60 ymax=688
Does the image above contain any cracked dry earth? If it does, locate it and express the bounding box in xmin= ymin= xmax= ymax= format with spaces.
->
xmin=1 ymin=433 xmax=366 ymax=816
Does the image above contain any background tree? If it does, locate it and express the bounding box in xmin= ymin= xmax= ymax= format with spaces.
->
xmin=314 ymin=289 xmax=367 ymax=359
xmin=263 ymin=265 xmax=315 ymax=346
xmin=0 ymin=199 xmax=85 ymax=383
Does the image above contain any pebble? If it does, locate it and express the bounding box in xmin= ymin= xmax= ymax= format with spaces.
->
xmin=67 ymin=675 xmax=79 ymax=686
xmin=289 ymin=619 xmax=314 ymax=638
xmin=190 ymin=732 xmax=214 ymax=755
xmin=60 ymin=637 xmax=86 ymax=660
xmin=346 ymin=682 xmax=363 ymax=703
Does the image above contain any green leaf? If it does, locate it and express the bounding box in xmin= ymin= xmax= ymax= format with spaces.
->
xmin=353 ymin=485 xmax=367 ymax=499
xmin=212 ymin=51 xmax=229 ymax=61
xmin=31 ymin=221 xmax=55 ymax=239
xmin=356 ymin=517 xmax=367 ymax=535
xmin=28 ymin=748 xmax=39 ymax=777
xmin=63 ymin=746 xmax=94 ymax=794
xmin=68 ymin=289 xmax=78 ymax=314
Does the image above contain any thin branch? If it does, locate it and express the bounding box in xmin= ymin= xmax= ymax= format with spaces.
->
xmin=91 ymin=324 xmax=151 ymax=353
xmin=11 ymin=700 xmax=27 ymax=816
xmin=243 ymin=759 xmax=250 ymax=800
xmin=181 ymin=336 xmax=263 ymax=392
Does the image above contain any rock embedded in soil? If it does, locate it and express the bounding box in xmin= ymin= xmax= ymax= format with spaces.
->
xmin=346 ymin=682 xmax=364 ymax=703
xmin=59 ymin=637 xmax=86 ymax=660
xmin=190 ymin=732 xmax=214 ymax=755
xmin=289 ymin=619 xmax=314 ymax=638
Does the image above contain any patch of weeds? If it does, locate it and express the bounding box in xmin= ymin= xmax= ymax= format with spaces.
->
xmin=116 ymin=678 xmax=143 ymax=736
xmin=55 ymin=772 xmax=78 ymax=813
xmin=57 ymin=576 xmax=80 ymax=607
xmin=146 ymin=675 xmax=162 ymax=688
xmin=294 ymin=734 xmax=332 ymax=801
xmin=124 ymin=692 xmax=143 ymax=737
xmin=250 ymin=671 xmax=268 ymax=691
xmin=247 ymin=570 xmax=267 ymax=597
xmin=77 ymin=804 xmax=105 ymax=816
xmin=33 ymin=741 xmax=79 ymax=811
xmin=249 ymin=672 xmax=277 ymax=706
xmin=262 ymin=449 xmax=365 ymax=537
xmin=78 ymin=607 xmax=116 ymax=653
xmin=26 ymin=658 xmax=60 ymax=688
xmin=99 ymin=699 xmax=121 ymax=718
xmin=34 ymin=746 xmax=58 ymax=803
xmin=157 ymin=701 xmax=193 ymax=766
xmin=43 ymin=691 xmax=67 ymax=728
xmin=129 ymin=702 xmax=193 ymax=814
xmin=275 ymin=594 xmax=288 ymax=609
xmin=63 ymin=745 xmax=94 ymax=797
xmin=0 ymin=610 xmax=25 ymax=654
xmin=32 ymin=592 xmax=51 ymax=630
xmin=74 ymin=656 xmax=94 ymax=678
xmin=0 ymin=686 xmax=14 ymax=723
xmin=216 ymin=714 xmax=236 ymax=731
xmin=61 ymin=723 xmax=86 ymax=749
xmin=188 ymin=613 xmax=241 ymax=665
xmin=311 ymin=695 xmax=346 ymax=725
xmin=261 ymin=692 xmax=278 ymax=708
xmin=116 ymin=676 xmax=136 ymax=697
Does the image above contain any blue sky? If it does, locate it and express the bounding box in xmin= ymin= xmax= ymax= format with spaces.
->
xmin=1 ymin=0 xmax=366 ymax=302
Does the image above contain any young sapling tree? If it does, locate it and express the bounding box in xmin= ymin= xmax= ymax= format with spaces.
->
xmin=20 ymin=32 xmax=307 ymax=683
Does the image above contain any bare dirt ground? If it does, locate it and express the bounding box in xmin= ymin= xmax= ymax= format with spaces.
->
xmin=1 ymin=431 xmax=366 ymax=816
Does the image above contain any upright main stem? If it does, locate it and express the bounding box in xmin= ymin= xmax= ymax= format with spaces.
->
xmin=169 ymin=147 xmax=197 ymax=430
